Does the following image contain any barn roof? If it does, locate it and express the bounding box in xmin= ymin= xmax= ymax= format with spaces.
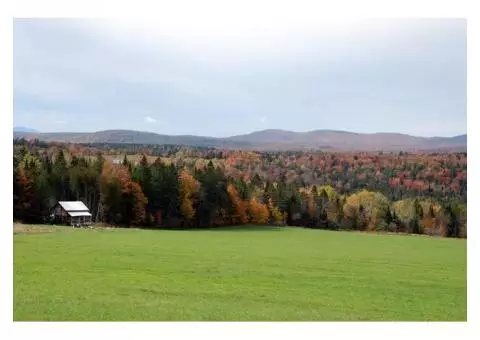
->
xmin=69 ymin=211 xmax=92 ymax=217
xmin=58 ymin=201 xmax=90 ymax=212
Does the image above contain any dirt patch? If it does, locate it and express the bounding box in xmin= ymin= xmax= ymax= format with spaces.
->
xmin=13 ymin=223 xmax=58 ymax=234
xmin=13 ymin=223 xmax=116 ymax=234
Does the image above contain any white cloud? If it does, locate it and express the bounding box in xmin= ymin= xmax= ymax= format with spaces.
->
xmin=144 ymin=116 xmax=157 ymax=123
xmin=95 ymin=14 xmax=367 ymax=49
xmin=259 ymin=116 xmax=267 ymax=124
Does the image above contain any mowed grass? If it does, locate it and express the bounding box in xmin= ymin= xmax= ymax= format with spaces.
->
xmin=14 ymin=225 xmax=466 ymax=321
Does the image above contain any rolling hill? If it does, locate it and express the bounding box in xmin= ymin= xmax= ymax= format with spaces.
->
xmin=13 ymin=129 xmax=467 ymax=152
xmin=13 ymin=126 xmax=39 ymax=133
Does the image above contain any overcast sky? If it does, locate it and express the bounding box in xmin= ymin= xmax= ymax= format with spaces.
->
xmin=13 ymin=18 xmax=466 ymax=137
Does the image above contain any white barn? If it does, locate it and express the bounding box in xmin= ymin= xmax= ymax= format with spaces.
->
xmin=52 ymin=201 xmax=93 ymax=226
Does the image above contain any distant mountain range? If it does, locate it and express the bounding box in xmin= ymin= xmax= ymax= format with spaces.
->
xmin=13 ymin=128 xmax=467 ymax=152
xmin=13 ymin=126 xmax=39 ymax=133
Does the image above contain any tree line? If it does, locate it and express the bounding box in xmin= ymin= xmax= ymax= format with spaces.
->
xmin=13 ymin=140 xmax=467 ymax=237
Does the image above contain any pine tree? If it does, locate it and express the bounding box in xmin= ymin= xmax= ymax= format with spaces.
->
xmin=149 ymin=162 xmax=180 ymax=226
xmin=385 ymin=207 xmax=393 ymax=225
xmin=411 ymin=199 xmax=423 ymax=234
xmin=445 ymin=203 xmax=460 ymax=238
xmin=53 ymin=150 xmax=69 ymax=200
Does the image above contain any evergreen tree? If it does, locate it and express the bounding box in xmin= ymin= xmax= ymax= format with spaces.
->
xmin=385 ymin=207 xmax=393 ymax=225
xmin=411 ymin=199 xmax=423 ymax=234
xmin=53 ymin=150 xmax=69 ymax=200
xmin=445 ymin=203 xmax=460 ymax=238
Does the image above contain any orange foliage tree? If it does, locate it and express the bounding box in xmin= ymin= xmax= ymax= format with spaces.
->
xmin=100 ymin=161 xmax=148 ymax=226
xmin=227 ymin=183 xmax=248 ymax=224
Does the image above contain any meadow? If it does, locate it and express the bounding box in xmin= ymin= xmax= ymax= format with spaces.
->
xmin=13 ymin=225 xmax=467 ymax=321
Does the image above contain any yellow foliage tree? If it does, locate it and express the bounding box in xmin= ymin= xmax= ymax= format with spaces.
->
xmin=317 ymin=185 xmax=338 ymax=201
xmin=343 ymin=190 xmax=389 ymax=231
xmin=268 ymin=198 xmax=285 ymax=225
xmin=391 ymin=199 xmax=416 ymax=232
xmin=178 ymin=169 xmax=200 ymax=223
xmin=248 ymin=197 xmax=269 ymax=224
xmin=326 ymin=198 xmax=340 ymax=224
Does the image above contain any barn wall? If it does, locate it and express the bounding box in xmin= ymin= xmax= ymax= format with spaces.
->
xmin=54 ymin=205 xmax=67 ymax=217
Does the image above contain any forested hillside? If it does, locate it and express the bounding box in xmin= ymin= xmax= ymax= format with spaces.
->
xmin=13 ymin=129 xmax=467 ymax=151
xmin=13 ymin=139 xmax=467 ymax=237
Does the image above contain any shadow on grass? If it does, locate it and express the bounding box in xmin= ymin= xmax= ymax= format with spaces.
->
xmin=199 ymin=225 xmax=286 ymax=232
xmin=149 ymin=225 xmax=287 ymax=232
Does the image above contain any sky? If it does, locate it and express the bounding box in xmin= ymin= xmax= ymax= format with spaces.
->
xmin=13 ymin=18 xmax=466 ymax=137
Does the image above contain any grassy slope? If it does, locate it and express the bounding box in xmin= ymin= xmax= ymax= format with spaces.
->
xmin=13 ymin=226 xmax=466 ymax=321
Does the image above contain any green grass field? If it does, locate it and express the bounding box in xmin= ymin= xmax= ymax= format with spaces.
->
xmin=13 ymin=225 xmax=467 ymax=321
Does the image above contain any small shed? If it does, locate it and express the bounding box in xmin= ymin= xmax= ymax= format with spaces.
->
xmin=52 ymin=201 xmax=93 ymax=226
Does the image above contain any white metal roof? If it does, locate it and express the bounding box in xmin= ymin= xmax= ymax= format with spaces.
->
xmin=68 ymin=211 xmax=92 ymax=217
xmin=58 ymin=201 xmax=90 ymax=212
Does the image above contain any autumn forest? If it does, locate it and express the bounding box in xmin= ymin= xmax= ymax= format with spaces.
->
xmin=13 ymin=139 xmax=467 ymax=238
